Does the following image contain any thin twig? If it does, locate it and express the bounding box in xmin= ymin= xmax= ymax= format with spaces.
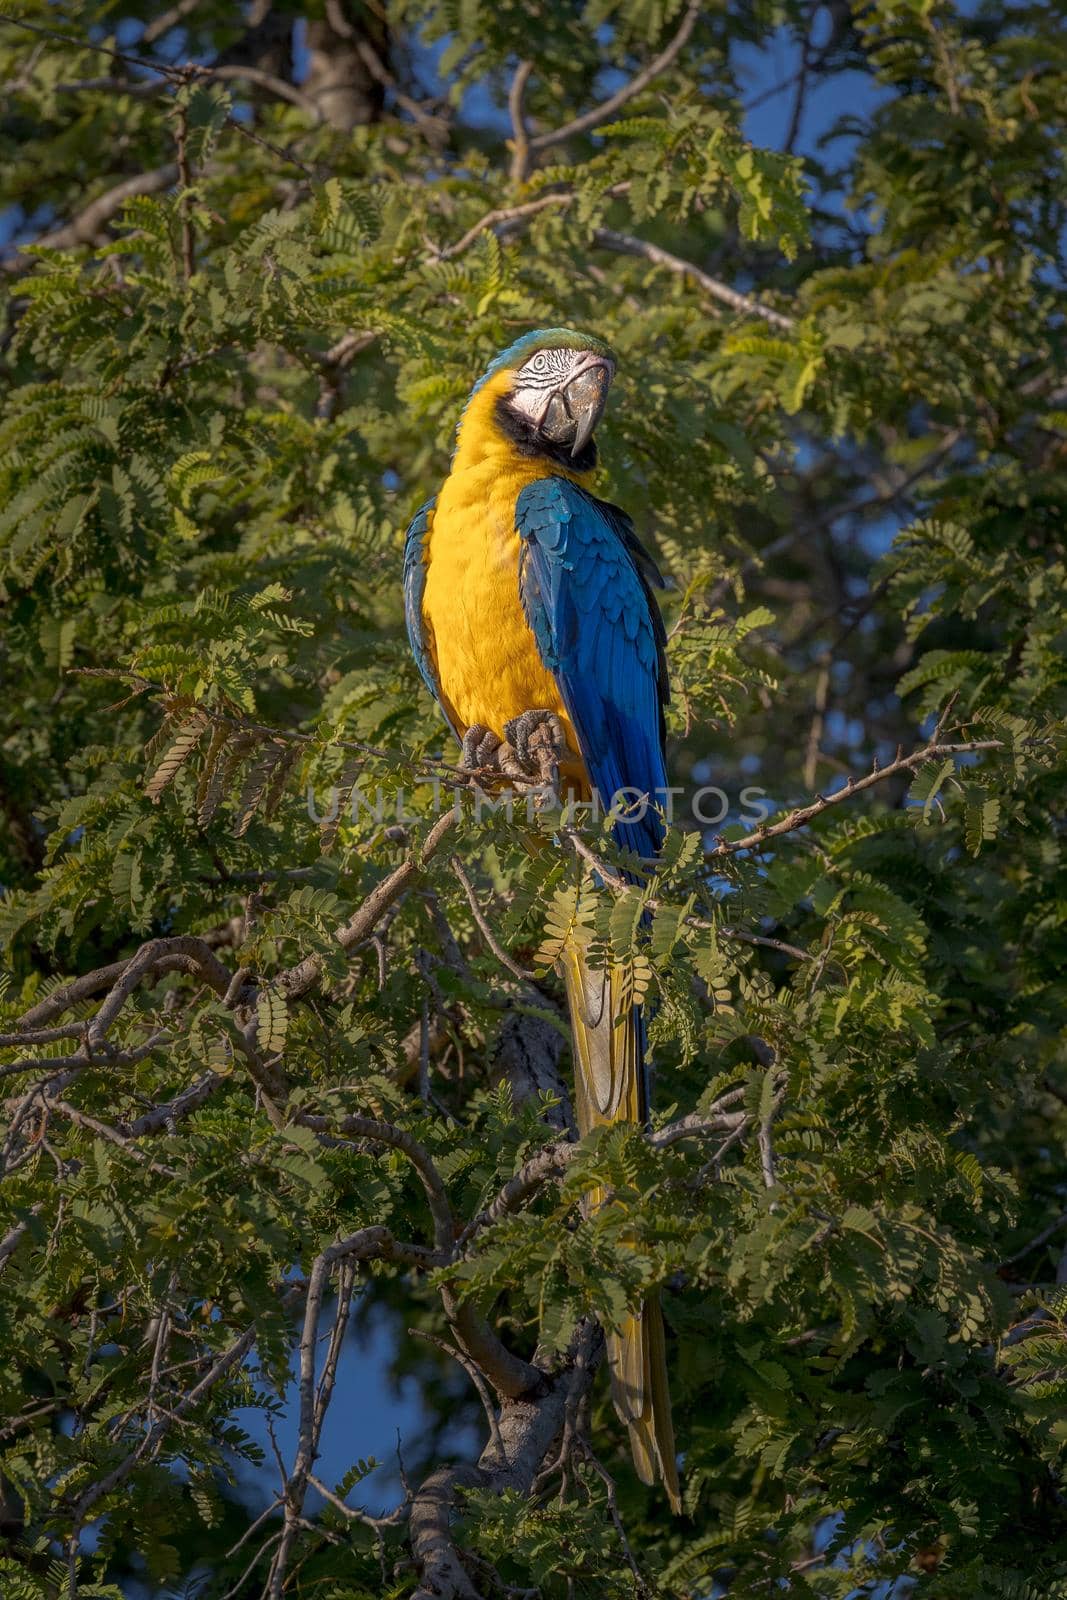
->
xmin=577 ymin=1440 xmax=650 ymax=1594
xmin=273 ymin=1250 xmax=362 ymax=1597
xmin=0 ymin=1023 xmax=88 ymax=1046
xmin=207 ymin=63 xmax=322 ymax=118
xmin=218 ymin=1529 xmax=282 ymax=1600
xmin=433 ymin=191 xmax=578 ymax=260
xmin=308 ymin=1472 xmax=408 ymax=1528
xmin=1 ymin=1035 xmax=171 ymax=1082
xmin=411 ymin=1328 xmax=506 ymax=1465
xmin=556 ymin=1320 xmax=596 ymax=1504
xmin=450 ymin=856 xmax=536 ymax=982
xmin=721 ymin=927 xmax=811 ymax=962
xmin=70 ymin=1312 xmax=270 ymax=1523
xmin=279 ymin=807 xmax=462 ymax=1002
xmin=0 ymin=15 xmax=317 ymax=266
xmin=783 ymin=6 xmax=814 ymax=153
xmin=1000 ymin=1209 xmax=1067 ymax=1270
xmin=711 ymin=426 xmax=963 ymax=611
xmin=142 ymin=0 xmax=201 ymax=44
xmin=172 ymin=94 xmax=195 ymax=282
xmin=708 ymin=737 xmax=1006 ymax=858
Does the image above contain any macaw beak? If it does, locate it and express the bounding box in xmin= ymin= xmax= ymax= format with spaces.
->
xmin=539 ymin=354 xmax=616 ymax=457
xmin=566 ymin=355 xmax=615 ymax=458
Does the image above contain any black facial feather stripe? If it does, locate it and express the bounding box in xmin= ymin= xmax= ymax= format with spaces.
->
xmin=519 ymin=349 xmax=573 ymax=385
xmin=516 ymin=370 xmax=565 ymax=391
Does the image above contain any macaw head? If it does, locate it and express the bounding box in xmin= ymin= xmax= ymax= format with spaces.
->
xmin=473 ymin=328 xmax=617 ymax=468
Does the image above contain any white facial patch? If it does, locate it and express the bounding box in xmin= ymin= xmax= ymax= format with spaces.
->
xmin=509 ymin=347 xmax=584 ymax=426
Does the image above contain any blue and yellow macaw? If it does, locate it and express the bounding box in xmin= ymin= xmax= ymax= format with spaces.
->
xmin=404 ymin=329 xmax=679 ymax=1511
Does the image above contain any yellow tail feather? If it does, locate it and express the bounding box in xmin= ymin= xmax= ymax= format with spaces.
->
xmin=560 ymin=942 xmax=682 ymax=1515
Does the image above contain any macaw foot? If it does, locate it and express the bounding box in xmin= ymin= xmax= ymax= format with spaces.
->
xmin=460 ymin=713 xmax=567 ymax=805
xmin=504 ymin=709 xmax=568 ymax=796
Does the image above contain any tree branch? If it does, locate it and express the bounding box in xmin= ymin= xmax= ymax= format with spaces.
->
xmin=70 ymin=1307 xmax=270 ymax=1524
xmin=14 ymin=939 xmax=228 ymax=1033
xmin=286 ymin=1121 xmax=545 ymax=1401
xmin=444 ymin=1297 xmax=544 ymax=1403
xmin=278 ymin=808 xmax=461 ymax=1001
xmin=126 ymin=1071 xmax=223 ymax=1137
xmin=274 ymin=1231 xmax=388 ymax=1595
xmin=457 ymin=1140 xmax=578 ymax=1248
xmin=458 ymin=1085 xmax=753 ymax=1245
xmin=36 ymin=64 xmax=322 ymax=119
xmin=1 ymin=1035 xmax=171 ymax=1083
xmin=351 ymin=32 xmax=445 ymax=137
xmin=529 ymin=2 xmax=700 ymax=154
xmin=593 ymin=226 xmax=796 ymax=331
xmin=318 ymin=0 xmax=446 ymax=136
xmin=409 ymin=1325 xmax=604 ymax=1600
xmin=297 ymin=1112 xmax=455 ymax=1253
xmin=508 ymin=60 xmax=533 ymax=183
xmin=410 ymin=1328 xmax=507 ymax=1466
xmin=84 ymin=937 xmax=228 ymax=1048
xmin=708 ymin=737 xmax=1006 ymax=857
xmin=34 ymin=164 xmax=179 ymax=252
xmin=206 ymin=64 xmax=322 ymax=118
xmin=141 ymin=0 xmax=201 ymax=46
xmin=450 ymin=855 xmax=536 ymax=982
xmin=410 ymin=1465 xmax=485 ymax=1600
xmin=433 ymin=191 xmax=580 ymax=260
xmin=0 ymin=1207 xmax=42 ymax=1276
xmin=316 ymin=328 xmax=378 ymax=420
xmin=650 ymin=1107 xmax=750 ymax=1150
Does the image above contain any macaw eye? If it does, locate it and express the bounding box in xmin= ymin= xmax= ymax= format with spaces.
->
xmin=530 ymin=352 xmax=549 ymax=372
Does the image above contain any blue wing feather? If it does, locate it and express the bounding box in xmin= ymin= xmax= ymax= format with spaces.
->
xmin=515 ymin=478 xmax=668 ymax=860
xmin=403 ymin=498 xmax=442 ymax=701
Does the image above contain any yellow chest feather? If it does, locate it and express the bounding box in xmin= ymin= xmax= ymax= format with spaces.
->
xmin=418 ymin=374 xmax=590 ymax=754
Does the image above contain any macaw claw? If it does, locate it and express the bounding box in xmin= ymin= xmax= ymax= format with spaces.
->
xmin=460 ymin=724 xmax=534 ymax=785
xmin=504 ymin=709 xmax=567 ymax=793
xmin=460 ymin=724 xmax=506 ymax=772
